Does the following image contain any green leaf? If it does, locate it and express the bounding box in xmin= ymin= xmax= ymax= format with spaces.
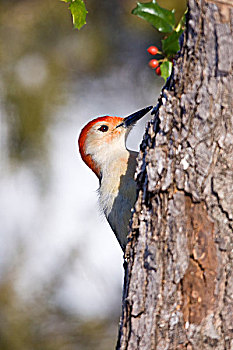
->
xmin=132 ymin=1 xmax=175 ymax=33
xmin=161 ymin=9 xmax=186 ymax=57
xmin=160 ymin=61 xmax=173 ymax=81
xmin=60 ymin=0 xmax=70 ymax=3
xmin=69 ymin=0 xmax=88 ymax=30
xmin=162 ymin=29 xmax=183 ymax=56
xmin=175 ymin=9 xmax=187 ymax=32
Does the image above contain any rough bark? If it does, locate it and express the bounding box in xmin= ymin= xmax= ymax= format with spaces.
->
xmin=117 ymin=0 xmax=233 ymax=349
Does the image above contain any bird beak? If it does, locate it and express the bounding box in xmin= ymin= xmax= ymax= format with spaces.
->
xmin=116 ymin=105 xmax=153 ymax=128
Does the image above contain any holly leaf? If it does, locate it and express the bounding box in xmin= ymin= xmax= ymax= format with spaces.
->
xmin=132 ymin=0 xmax=175 ymax=33
xmin=69 ymin=0 xmax=88 ymax=30
xmin=161 ymin=10 xmax=186 ymax=57
xmin=162 ymin=29 xmax=183 ymax=56
xmin=176 ymin=9 xmax=187 ymax=32
xmin=160 ymin=61 xmax=173 ymax=81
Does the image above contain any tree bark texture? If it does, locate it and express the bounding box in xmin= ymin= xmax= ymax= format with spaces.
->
xmin=117 ymin=0 xmax=233 ymax=349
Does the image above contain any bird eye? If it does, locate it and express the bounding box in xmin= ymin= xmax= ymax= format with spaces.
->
xmin=98 ymin=125 xmax=109 ymax=132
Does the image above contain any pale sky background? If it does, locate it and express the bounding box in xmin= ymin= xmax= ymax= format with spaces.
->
xmin=0 ymin=64 xmax=161 ymax=318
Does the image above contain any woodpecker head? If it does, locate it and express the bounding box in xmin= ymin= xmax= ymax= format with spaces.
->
xmin=78 ymin=106 xmax=153 ymax=178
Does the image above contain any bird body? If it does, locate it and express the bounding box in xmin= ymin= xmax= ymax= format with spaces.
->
xmin=99 ymin=150 xmax=137 ymax=249
xmin=78 ymin=106 xmax=152 ymax=251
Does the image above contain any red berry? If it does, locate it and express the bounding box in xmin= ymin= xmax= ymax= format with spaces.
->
xmin=147 ymin=46 xmax=159 ymax=55
xmin=155 ymin=66 xmax=161 ymax=76
xmin=148 ymin=59 xmax=159 ymax=69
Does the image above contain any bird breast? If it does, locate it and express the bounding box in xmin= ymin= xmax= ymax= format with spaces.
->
xmin=98 ymin=151 xmax=138 ymax=249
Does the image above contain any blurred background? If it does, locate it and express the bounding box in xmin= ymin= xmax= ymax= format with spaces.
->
xmin=0 ymin=0 xmax=186 ymax=348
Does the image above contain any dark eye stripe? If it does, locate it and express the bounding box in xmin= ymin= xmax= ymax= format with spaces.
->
xmin=98 ymin=125 xmax=109 ymax=132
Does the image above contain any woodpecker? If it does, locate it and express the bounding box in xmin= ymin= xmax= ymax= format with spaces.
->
xmin=78 ymin=106 xmax=153 ymax=251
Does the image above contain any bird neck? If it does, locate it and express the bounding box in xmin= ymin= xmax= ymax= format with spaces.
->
xmin=100 ymin=148 xmax=131 ymax=181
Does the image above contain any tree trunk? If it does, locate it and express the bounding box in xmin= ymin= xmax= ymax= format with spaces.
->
xmin=117 ymin=0 xmax=233 ymax=349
